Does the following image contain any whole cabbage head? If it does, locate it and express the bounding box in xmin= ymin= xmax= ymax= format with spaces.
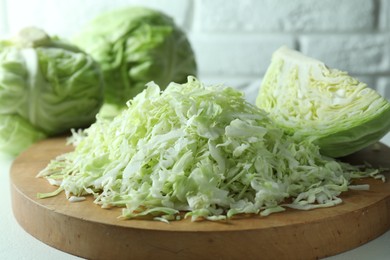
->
xmin=0 ymin=27 xmax=103 ymax=155
xmin=72 ymin=6 xmax=197 ymax=112
xmin=256 ymin=46 xmax=390 ymax=158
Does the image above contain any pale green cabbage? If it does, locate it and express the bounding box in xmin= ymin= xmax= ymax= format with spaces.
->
xmin=256 ymin=46 xmax=390 ymax=157
xmin=38 ymin=77 xmax=380 ymax=221
xmin=72 ymin=6 xmax=197 ymax=114
xmin=0 ymin=27 xmax=103 ymax=155
xmin=0 ymin=114 xmax=46 ymax=156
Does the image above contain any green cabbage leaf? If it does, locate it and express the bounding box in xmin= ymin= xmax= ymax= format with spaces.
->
xmin=72 ymin=6 xmax=197 ymax=114
xmin=38 ymin=77 xmax=380 ymax=221
xmin=0 ymin=27 xmax=103 ymax=156
xmin=256 ymin=46 xmax=390 ymax=157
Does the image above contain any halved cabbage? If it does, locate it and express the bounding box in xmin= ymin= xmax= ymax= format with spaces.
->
xmin=256 ymin=46 xmax=390 ymax=157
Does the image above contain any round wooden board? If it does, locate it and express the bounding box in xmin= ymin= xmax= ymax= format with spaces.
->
xmin=10 ymin=137 xmax=390 ymax=260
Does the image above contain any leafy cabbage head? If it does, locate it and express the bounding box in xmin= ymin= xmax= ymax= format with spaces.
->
xmin=72 ymin=6 xmax=197 ymax=109
xmin=256 ymin=46 xmax=390 ymax=157
xmin=0 ymin=27 xmax=103 ymax=155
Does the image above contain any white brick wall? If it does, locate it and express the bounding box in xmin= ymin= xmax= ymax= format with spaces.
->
xmin=300 ymin=34 xmax=390 ymax=74
xmin=378 ymin=77 xmax=390 ymax=99
xmin=194 ymin=0 xmax=375 ymax=33
xmin=0 ymin=0 xmax=7 ymax=36
xmin=380 ymin=0 xmax=390 ymax=30
xmin=2 ymin=0 xmax=191 ymax=37
xmin=0 ymin=0 xmax=389 ymax=100
xmin=189 ymin=34 xmax=296 ymax=76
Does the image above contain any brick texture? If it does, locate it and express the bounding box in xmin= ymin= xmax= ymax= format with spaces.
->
xmin=195 ymin=0 xmax=375 ymax=33
xmin=190 ymin=34 xmax=295 ymax=76
xmin=378 ymin=77 xmax=390 ymax=101
xmin=299 ymin=34 xmax=390 ymax=74
xmin=0 ymin=0 xmax=7 ymax=36
xmin=380 ymin=0 xmax=390 ymax=30
xmin=1 ymin=0 xmax=389 ymax=99
xmin=5 ymin=0 xmax=191 ymax=38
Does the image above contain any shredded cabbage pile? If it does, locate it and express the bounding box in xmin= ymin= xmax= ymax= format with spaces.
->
xmin=38 ymin=77 xmax=380 ymax=221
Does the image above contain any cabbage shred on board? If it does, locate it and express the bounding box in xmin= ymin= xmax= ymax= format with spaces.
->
xmin=38 ymin=77 xmax=381 ymax=221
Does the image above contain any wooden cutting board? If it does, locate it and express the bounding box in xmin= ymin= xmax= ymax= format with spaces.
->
xmin=10 ymin=137 xmax=390 ymax=260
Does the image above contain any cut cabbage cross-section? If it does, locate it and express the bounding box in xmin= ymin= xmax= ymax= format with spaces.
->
xmin=256 ymin=46 xmax=390 ymax=158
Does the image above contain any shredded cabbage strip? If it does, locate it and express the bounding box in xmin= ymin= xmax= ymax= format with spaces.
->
xmin=37 ymin=77 xmax=381 ymax=221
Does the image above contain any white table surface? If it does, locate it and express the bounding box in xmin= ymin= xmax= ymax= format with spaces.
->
xmin=2 ymin=133 xmax=390 ymax=260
